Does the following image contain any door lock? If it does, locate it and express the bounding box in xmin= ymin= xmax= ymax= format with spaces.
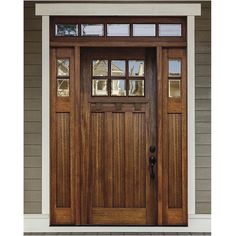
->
xmin=149 ymin=155 xmax=156 ymax=179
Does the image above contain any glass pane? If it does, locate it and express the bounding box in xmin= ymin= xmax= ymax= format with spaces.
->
xmin=129 ymin=60 xmax=144 ymax=77
xmin=168 ymin=80 xmax=181 ymax=98
xmin=107 ymin=24 xmax=130 ymax=36
xmin=92 ymin=60 xmax=108 ymax=76
xmin=81 ymin=24 xmax=104 ymax=36
xmin=111 ymin=60 xmax=126 ymax=76
xmin=133 ymin=24 xmax=156 ymax=36
xmin=57 ymin=59 xmax=70 ymax=77
xmin=129 ymin=80 xmax=144 ymax=96
xmin=111 ymin=80 xmax=126 ymax=96
xmin=55 ymin=24 xmax=79 ymax=36
xmin=92 ymin=79 xmax=108 ymax=96
xmin=57 ymin=79 xmax=69 ymax=97
xmin=159 ymin=24 xmax=182 ymax=37
xmin=168 ymin=59 xmax=181 ymax=77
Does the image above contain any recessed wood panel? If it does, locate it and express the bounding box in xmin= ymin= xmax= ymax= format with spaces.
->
xmin=168 ymin=114 xmax=182 ymax=208
xmin=56 ymin=112 xmax=71 ymax=208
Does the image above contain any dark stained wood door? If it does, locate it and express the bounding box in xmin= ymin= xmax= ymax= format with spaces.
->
xmin=50 ymin=46 xmax=188 ymax=226
xmin=80 ymin=48 xmax=157 ymax=225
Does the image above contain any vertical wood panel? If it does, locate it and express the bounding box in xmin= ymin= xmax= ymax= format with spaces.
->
xmin=56 ymin=113 xmax=71 ymax=208
xmin=133 ymin=113 xmax=146 ymax=208
xmin=168 ymin=114 xmax=182 ymax=208
xmin=113 ymin=113 xmax=125 ymax=208
xmin=91 ymin=113 xmax=105 ymax=208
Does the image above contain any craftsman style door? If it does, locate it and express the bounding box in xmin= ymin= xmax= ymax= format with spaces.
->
xmin=50 ymin=45 xmax=187 ymax=226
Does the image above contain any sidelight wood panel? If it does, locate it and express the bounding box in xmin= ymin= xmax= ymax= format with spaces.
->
xmin=161 ymin=48 xmax=187 ymax=225
xmin=50 ymin=48 xmax=75 ymax=225
xmin=56 ymin=113 xmax=71 ymax=208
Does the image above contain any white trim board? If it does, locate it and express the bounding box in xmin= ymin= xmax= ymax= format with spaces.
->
xmin=36 ymin=3 xmax=201 ymax=16
xmin=33 ymin=2 xmax=206 ymax=232
xmin=24 ymin=214 xmax=211 ymax=233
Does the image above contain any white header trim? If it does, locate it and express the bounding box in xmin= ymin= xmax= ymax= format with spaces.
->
xmin=36 ymin=3 xmax=201 ymax=16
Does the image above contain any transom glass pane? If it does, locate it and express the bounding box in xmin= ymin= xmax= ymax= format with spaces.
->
xmin=55 ymin=24 xmax=79 ymax=37
xmin=92 ymin=60 xmax=108 ymax=76
xmin=129 ymin=60 xmax=145 ymax=77
xmin=57 ymin=79 xmax=69 ymax=97
xmin=81 ymin=24 xmax=104 ymax=36
xmin=111 ymin=80 xmax=126 ymax=96
xmin=129 ymin=80 xmax=144 ymax=96
xmin=92 ymin=79 xmax=108 ymax=96
xmin=133 ymin=24 xmax=156 ymax=36
xmin=111 ymin=60 xmax=126 ymax=76
xmin=168 ymin=59 xmax=181 ymax=77
xmin=168 ymin=80 xmax=181 ymax=98
xmin=159 ymin=24 xmax=182 ymax=37
xmin=57 ymin=59 xmax=70 ymax=77
xmin=107 ymin=24 xmax=130 ymax=36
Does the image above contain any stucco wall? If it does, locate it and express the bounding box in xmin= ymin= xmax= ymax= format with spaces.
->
xmin=24 ymin=1 xmax=211 ymax=214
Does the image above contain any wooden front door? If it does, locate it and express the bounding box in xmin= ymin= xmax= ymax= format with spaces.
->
xmin=80 ymin=48 xmax=157 ymax=225
xmin=50 ymin=46 xmax=187 ymax=226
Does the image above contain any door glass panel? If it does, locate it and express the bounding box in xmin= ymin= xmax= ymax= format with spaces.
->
xmin=111 ymin=60 xmax=126 ymax=76
xmin=133 ymin=24 xmax=156 ymax=36
xmin=57 ymin=59 xmax=70 ymax=77
xmin=129 ymin=60 xmax=145 ymax=77
xmin=111 ymin=79 xmax=126 ymax=96
xmin=168 ymin=59 xmax=181 ymax=77
xmin=92 ymin=79 xmax=108 ymax=96
xmin=81 ymin=24 xmax=104 ymax=36
xmin=92 ymin=60 xmax=108 ymax=76
xmin=55 ymin=24 xmax=79 ymax=36
xmin=159 ymin=24 xmax=182 ymax=36
xmin=168 ymin=80 xmax=181 ymax=98
xmin=57 ymin=79 xmax=69 ymax=97
xmin=129 ymin=80 xmax=144 ymax=96
xmin=107 ymin=24 xmax=130 ymax=36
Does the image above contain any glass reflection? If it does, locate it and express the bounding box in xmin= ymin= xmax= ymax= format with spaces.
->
xmin=133 ymin=24 xmax=156 ymax=36
xmin=81 ymin=24 xmax=104 ymax=36
xmin=129 ymin=80 xmax=144 ymax=96
xmin=55 ymin=24 xmax=78 ymax=37
xmin=129 ymin=60 xmax=144 ymax=77
xmin=168 ymin=80 xmax=181 ymax=98
xmin=57 ymin=59 xmax=70 ymax=77
xmin=168 ymin=59 xmax=181 ymax=77
xmin=92 ymin=79 xmax=108 ymax=96
xmin=107 ymin=24 xmax=130 ymax=36
xmin=92 ymin=60 xmax=108 ymax=76
xmin=159 ymin=24 xmax=182 ymax=37
xmin=111 ymin=60 xmax=126 ymax=76
xmin=111 ymin=80 xmax=126 ymax=96
xmin=57 ymin=79 xmax=69 ymax=97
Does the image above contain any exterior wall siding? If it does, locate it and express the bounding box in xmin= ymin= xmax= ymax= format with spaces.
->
xmin=24 ymin=1 xmax=211 ymax=214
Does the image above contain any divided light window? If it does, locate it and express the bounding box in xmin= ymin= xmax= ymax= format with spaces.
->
xmin=54 ymin=23 xmax=182 ymax=38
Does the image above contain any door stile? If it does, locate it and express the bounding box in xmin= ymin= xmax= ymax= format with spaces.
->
xmin=74 ymin=46 xmax=81 ymax=225
xmin=156 ymin=46 xmax=163 ymax=225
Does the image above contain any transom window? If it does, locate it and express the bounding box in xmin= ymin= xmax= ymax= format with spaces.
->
xmin=92 ymin=59 xmax=145 ymax=97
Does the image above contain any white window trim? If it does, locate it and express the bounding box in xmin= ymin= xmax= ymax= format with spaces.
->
xmin=24 ymin=3 xmax=211 ymax=233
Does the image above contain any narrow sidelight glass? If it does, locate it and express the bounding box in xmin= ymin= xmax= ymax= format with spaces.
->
xmin=57 ymin=79 xmax=69 ymax=97
xmin=57 ymin=59 xmax=70 ymax=77
xmin=168 ymin=59 xmax=181 ymax=77
xmin=168 ymin=80 xmax=181 ymax=98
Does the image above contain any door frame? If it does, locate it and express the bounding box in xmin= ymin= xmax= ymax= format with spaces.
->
xmin=24 ymin=2 xmax=211 ymax=233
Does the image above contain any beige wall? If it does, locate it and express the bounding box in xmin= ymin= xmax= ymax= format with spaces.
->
xmin=24 ymin=1 xmax=211 ymax=214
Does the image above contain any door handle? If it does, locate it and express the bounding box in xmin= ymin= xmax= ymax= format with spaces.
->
xmin=149 ymin=155 xmax=156 ymax=179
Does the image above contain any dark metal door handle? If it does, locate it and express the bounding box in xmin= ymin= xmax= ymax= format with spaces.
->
xmin=149 ymin=155 xmax=156 ymax=179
